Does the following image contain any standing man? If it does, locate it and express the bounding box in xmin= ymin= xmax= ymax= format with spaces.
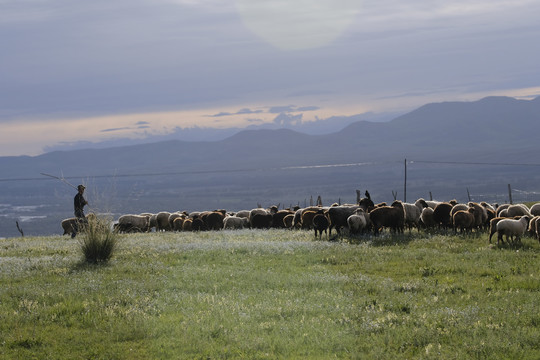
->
xmin=72 ymin=184 xmax=88 ymax=238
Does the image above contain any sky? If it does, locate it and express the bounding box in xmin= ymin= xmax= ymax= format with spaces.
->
xmin=1 ymin=0 xmax=540 ymax=156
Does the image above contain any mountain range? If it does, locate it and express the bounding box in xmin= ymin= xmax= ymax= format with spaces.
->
xmin=1 ymin=95 xmax=540 ymax=237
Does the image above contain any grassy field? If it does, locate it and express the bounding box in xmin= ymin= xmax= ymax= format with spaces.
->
xmin=1 ymin=228 xmax=540 ymax=359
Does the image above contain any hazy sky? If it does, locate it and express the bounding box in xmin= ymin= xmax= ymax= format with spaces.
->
xmin=1 ymin=0 xmax=540 ymax=156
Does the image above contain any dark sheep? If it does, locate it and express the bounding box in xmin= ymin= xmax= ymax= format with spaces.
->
xmin=369 ymin=201 xmax=405 ymax=236
xmin=272 ymin=210 xmax=294 ymax=228
xmin=251 ymin=213 xmax=273 ymax=229
xmin=312 ymin=210 xmax=329 ymax=239
xmin=433 ymin=202 xmax=453 ymax=230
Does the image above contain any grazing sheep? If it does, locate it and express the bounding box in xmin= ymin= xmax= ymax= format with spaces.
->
xmin=468 ymin=202 xmax=488 ymax=230
xmin=117 ymin=214 xmax=150 ymax=233
xmin=496 ymin=204 xmax=511 ymax=217
xmin=173 ymin=217 xmax=185 ymax=231
xmin=191 ymin=216 xmax=205 ymax=231
xmin=369 ymin=201 xmax=405 ymax=236
xmin=420 ymin=207 xmax=436 ymax=229
xmin=433 ymin=202 xmax=453 ymax=230
xmin=534 ymin=218 xmax=540 ymax=244
xmin=203 ymin=210 xmax=226 ymax=230
xmin=283 ymin=214 xmax=295 ymax=229
xmin=450 ymin=203 xmax=469 ymax=218
xmin=301 ymin=210 xmax=318 ymax=230
xmin=182 ymin=218 xmax=193 ymax=231
xmin=272 ymin=210 xmax=294 ymax=229
xmin=488 ymin=216 xmax=522 ymax=243
xmin=498 ymin=208 xmax=509 ymax=218
xmin=530 ymin=203 xmax=540 ymax=216
xmin=347 ymin=208 xmax=370 ymax=235
xmin=312 ymin=210 xmax=329 ymax=239
xmin=168 ymin=212 xmax=185 ymax=230
xmin=527 ymin=216 xmax=540 ymax=238
xmin=496 ymin=216 xmax=530 ymax=245
xmin=326 ymin=205 xmax=360 ymax=236
xmin=506 ymin=204 xmax=532 ymax=218
xmin=452 ymin=208 xmax=476 ymax=234
xmin=156 ymin=211 xmax=172 ymax=231
xmin=480 ymin=202 xmax=496 ymax=213
xmin=403 ymin=200 xmax=428 ymax=231
xmin=223 ymin=216 xmax=250 ymax=230
xmin=251 ymin=213 xmax=273 ymax=229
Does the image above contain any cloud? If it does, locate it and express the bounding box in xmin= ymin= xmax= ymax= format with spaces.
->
xmin=268 ymin=105 xmax=319 ymax=113
xmin=273 ymin=113 xmax=303 ymax=126
xmin=100 ymin=127 xmax=132 ymax=133
xmin=208 ymin=108 xmax=264 ymax=117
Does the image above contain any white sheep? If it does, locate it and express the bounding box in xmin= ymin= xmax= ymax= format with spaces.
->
xmin=529 ymin=203 xmax=540 ymax=216
xmin=117 ymin=214 xmax=150 ymax=233
xmin=403 ymin=200 xmax=427 ymax=231
xmin=496 ymin=216 xmax=530 ymax=245
xmin=347 ymin=208 xmax=370 ymax=234
xmin=506 ymin=204 xmax=531 ymax=218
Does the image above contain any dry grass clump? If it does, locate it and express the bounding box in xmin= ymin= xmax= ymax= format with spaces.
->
xmin=78 ymin=215 xmax=118 ymax=264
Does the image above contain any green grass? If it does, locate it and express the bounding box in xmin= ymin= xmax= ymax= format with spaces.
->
xmin=1 ymin=229 xmax=540 ymax=359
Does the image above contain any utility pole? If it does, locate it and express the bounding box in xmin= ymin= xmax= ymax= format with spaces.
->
xmin=508 ymin=184 xmax=513 ymax=204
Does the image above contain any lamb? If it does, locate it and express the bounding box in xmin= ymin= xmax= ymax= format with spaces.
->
xmin=496 ymin=216 xmax=530 ymax=245
xmin=312 ymin=210 xmax=329 ymax=239
xmin=223 ymin=216 xmax=250 ymax=230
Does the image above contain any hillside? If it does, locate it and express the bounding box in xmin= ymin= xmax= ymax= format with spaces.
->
xmin=1 ymin=95 xmax=540 ymax=238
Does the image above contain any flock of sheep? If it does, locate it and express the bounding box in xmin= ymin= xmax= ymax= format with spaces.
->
xmin=62 ymin=194 xmax=540 ymax=245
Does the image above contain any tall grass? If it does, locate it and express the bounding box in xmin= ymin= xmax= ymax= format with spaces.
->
xmin=77 ymin=215 xmax=118 ymax=264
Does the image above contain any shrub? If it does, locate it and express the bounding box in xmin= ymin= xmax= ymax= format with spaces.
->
xmin=78 ymin=215 xmax=118 ymax=264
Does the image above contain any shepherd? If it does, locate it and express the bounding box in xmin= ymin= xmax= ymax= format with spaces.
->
xmin=72 ymin=184 xmax=89 ymax=238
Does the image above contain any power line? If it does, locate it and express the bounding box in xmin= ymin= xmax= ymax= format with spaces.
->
xmin=409 ymin=160 xmax=540 ymax=167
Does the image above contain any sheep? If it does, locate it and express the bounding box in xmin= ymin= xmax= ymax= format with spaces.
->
xmin=433 ymin=202 xmax=453 ymax=230
xmin=530 ymin=203 xmax=540 ymax=216
xmin=272 ymin=210 xmax=294 ymax=228
xmin=326 ymin=205 xmax=360 ymax=236
xmin=420 ymin=207 xmax=436 ymax=229
xmin=450 ymin=203 xmax=469 ymax=218
xmin=496 ymin=204 xmax=511 ymax=216
xmin=347 ymin=208 xmax=370 ymax=235
xmin=467 ymin=202 xmax=489 ymax=230
xmin=168 ymin=212 xmax=185 ymax=230
xmin=368 ymin=201 xmax=405 ymax=236
xmin=534 ymin=218 xmax=540 ymax=244
xmin=403 ymin=200 xmax=428 ymax=231
xmin=506 ymin=204 xmax=532 ymax=218
xmin=251 ymin=213 xmax=273 ymax=229
xmin=202 ymin=210 xmax=226 ymax=230
xmin=452 ymin=208 xmax=476 ymax=234
xmin=223 ymin=216 xmax=249 ymax=230
xmin=301 ymin=210 xmax=318 ymax=230
xmin=173 ymin=217 xmax=185 ymax=231
xmin=416 ymin=198 xmax=441 ymax=209
xmin=182 ymin=218 xmax=193 ymax=231
xmin=527 ymin=216 xmax=540 ymax=238
xmin=496 ymin=216 xmax=530 ymax=245
xmin=498 ymin=208 xmax=509 ymax=218
xmin=156 ymin=211 xmax=172 ymax=231
xmin=283 ymin=214 xmax=295 ymax=229
xmin=249 ymin=208 xmax=270 ymax=223
xmin=312 ymin=210 xmax=329 ymax=239
xmin=117 ymin=214 xmax=150 ymax=233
